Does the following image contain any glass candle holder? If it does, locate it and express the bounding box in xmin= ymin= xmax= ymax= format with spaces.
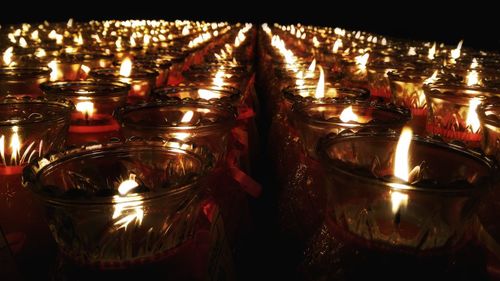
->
xmin=478 ymin=102 xmax=500 ymax=161
xmin=23 ymin=139 xmax=214 ymax=268
xmin=134 ymin=56 xmax=173 ymax=87
xmin=276 ymin=99 xmax=410 ymax=246
xmin=424 ymin=81 xmax=500 ymax=147
xmin=89 ymin=68 xmax=158 ymax=103
xmin=40 ymin=80 xmax=130 ymax=146
xmin=48 ymin=52 xmax=115 ymax=81
xmin=153 ymin=85 xmax=242 ymax=106
xmin=366 ymin=61 xmax=420 ymax=101
xmin=0 ymin=96 xmax=72 ymax=274
xmin=292 ymin=99 xmax=411 ymax=158
xmin=388 ymin=68 xmax=438 ymax=135
xmin=0 ymin=66 xmax=51 ymax=97
xmin=318 ymin=131 xmax=497 ymax=277
xmin=115 ymin=99 xmax=236 ymax=166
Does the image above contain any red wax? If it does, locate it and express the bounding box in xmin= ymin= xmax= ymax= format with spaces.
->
xmin=0 ymin=165 xmax=24 ymax=176
xmin=426 ymin=123 xmax=481 ymax=146
xmin=69 ymin=113 xmax=120 ymax=134
xmin=0 ymin=165 xmax=55 ymax=278
xmin=369 ymin=86 xmax=392 ymax=101
xmin=408 ymin=108 xmax=428 ymax=136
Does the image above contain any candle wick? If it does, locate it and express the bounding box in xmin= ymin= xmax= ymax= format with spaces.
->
xmin=85 ymin=111 xmax=89 ymax=125
xmin=394 ymin=209 xmax=401 ymax=227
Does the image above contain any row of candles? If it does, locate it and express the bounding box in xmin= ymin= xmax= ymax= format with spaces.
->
xmin=1 ymin=17 xmax=500 ymax=280
xmin=0 ymin=19 xmax=258 ymax=280
xmin=258 ymin=23 xmax=500 ymax=278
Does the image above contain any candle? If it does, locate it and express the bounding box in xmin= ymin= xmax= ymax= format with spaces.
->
xmin=40 ymin=80 xmax=129 ymax=146
xmin=89 ymin=57 xmax=159 ymax=104
xmin=0 ymin=66 xmax=51 ymax=97
xmin=388 ymin=68 xmax=439 ymax=135
xmin=317 ymin=129 xmax=497 ymax=278
xmin=0 ymin=96 xmax=72 ymax=278
xmin=424 ymin=80 xmax=500 ymax=147
xmin=115 ymin=99 xmax=236 ymax=166
xmin=276 ymin=99 xmax=410 ymax=246
xmin=23 ymin=139 xmax=214 ymax=269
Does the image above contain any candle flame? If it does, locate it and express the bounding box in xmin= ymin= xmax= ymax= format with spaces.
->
xmin=198 ymin=89 xmax=221 ymax=100
xmin=213 ymin=69 xmax=225 ymax=88
xmin=0 ymin=135 xmax=5 ymax=165
xmin=394 ymin=127 xmax=413 ymax=182
xmin=113 ymin=173 xmax=144 ymax=230
xmin=423 ymin=70 xmax=438 ymax=85
xmin=466 ymin=98 xmax=481 ymax=133
xmin=3 ymin=47 xmax=13 ymax=66
xmin=75 ymin=32 xmax=84 ymax=45
xmin=355 ymin=53 xmax=369 ymax=69
xmin=118 ymin=174 xmax=138 ymax=195
xmin=80 ymin=64 xmax=91 ymax=75
xmin=391 ymin=190 xmax=408 ymax=215
xmin=9 ymin=126 xmax=21 ymax=165
xmin=48 ymin=59 xmax=60 ymax=81
xmin=76 ymin=101 xmax=95 ymax=118
xmin=307 ymin=58 xmax=316 ymax=73
xmin=30 ymin=30 xmax=39 ymax=41
xmin=470 ymin=58 xmax=479 ymax=69
xmin=466 ymin=70 xmax=480 ymax=86
xmin=312 ymin=36 xmax=320 ymax=48
xmin=314 ymin=65 xmax=325 ymax=99
xmin=18 ymin=37 xmax=28 ymax=48
xmin=332 ymin=38 xmax=342 ymax=53
xmin=143 ymin=34 xmax=151 ymax=46
xmin=450 ymin=40 xmax=463 ymax=61
xmin=407 ymin=47 xmax=416 ymax=56
xmin=180 ymin=110 xmax=194 ymax=123
xmin=130 ymin=36 xmax=136 ymax=47
xmin=339 ymin=106 xmax=359 ymax=122
xmin=115 ymin=37 xmax=123 ymax=50
xmin=119 ymin=57 xmax=132 ymax=77
xmin=35 ymin=48 xmax=46 ymax=58
xmin=428 ymin=42 xmax=436 ymax=60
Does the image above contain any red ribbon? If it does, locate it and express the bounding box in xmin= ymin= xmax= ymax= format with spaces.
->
xmin=237 ymin=106 xmax=255 ymax=121
xmin=226 ymin=149 xmax=261 ymax=198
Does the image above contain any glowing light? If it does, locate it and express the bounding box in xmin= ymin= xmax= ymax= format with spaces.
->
xmin=394 ymin=127 xmax=413 ymax=182
xmin=119 ymin=57 xmax=132 ymax=77
xmin=466 ymin=98 xmax=481 ymax=133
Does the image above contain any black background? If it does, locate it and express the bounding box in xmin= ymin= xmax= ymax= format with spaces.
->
xmin=1 ymin=1 xmax=498 ymax=51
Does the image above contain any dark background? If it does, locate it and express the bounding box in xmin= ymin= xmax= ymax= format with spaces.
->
xmin=1 ymin=2 xmax=498 ymax=50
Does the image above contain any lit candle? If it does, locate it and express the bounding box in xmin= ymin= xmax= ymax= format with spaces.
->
xmin=41 ymin=80 xmax=129 ymax=145
xmin=89 ymin=57 xmax=159 ymax=104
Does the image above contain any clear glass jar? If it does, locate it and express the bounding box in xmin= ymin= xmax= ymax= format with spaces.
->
xmin=0 ymin=66 xmax=51 ymax=97
xmin=115 ymin=99 xmax=236 ymax=166
xmin=23 ymin=139 xmax=214 ymax=268
xmin=41 ymin=80 xmax=130 ymax=146
xmin=317 ymin=131 xmax=496 ymax=278
xmin=90 ymin=67 xmax=158 ymax=104
xmin=424 ymin=81 xmax=500 ymax=147
xmin=0 ymin=96 xmax=72 ymax=275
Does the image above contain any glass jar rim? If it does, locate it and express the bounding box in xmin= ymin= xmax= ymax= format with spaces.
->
xmin=319 ymin=131 xmax=497 ymax=194
xmin=90 ymin=67 xmax=159 ymax=79
xmin=0 ymin=96 xmax=73 ymax=127
xmin=424 ymin=82 xmax=500 ymax=100
xmin=23 ymin=139 xmax=213 ymax=205
xmin=114 ymin=99 xmax=237 ymax=132
xmin=293 ymin=99 xmax=410 ymax=128
xmin=41 ymin=80 xmax=131 ymax=98
xmin=0 ymin=66 xmax=51 ymax=79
